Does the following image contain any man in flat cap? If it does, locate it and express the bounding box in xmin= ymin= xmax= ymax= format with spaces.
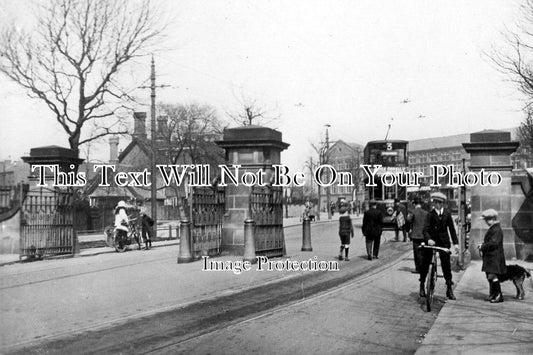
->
xmin=419 ymin=192 xmax=459 ymax=300
xmin=478 ymin=209 xmax=507 ymax=303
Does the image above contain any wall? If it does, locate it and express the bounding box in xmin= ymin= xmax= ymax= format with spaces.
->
xmin=0 ymin=210 xmax=20 ymax=255
xmin=511 ymin=173 xmax=533 ymax=260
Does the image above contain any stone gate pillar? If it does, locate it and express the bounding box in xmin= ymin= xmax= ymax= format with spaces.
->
xmin=511 ymin=168 xmax=533 ymax=260
xmin=216 ymin=126 xmax=290 ymax=255
xmin=22 ymin=146 xmax=85 ymax=256
xmin=463 ymin=131 xmax=519 ymax=260
xmin=22 ymin=146 xmax=85 ymax=186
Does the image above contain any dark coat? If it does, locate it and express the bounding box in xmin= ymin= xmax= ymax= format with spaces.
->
xmin=141 ymin=214 xmax=154 ymax=233
xmin=409 ymin=207 xmax=428 ymax=240
xmin=338 ymin=215 xmax=354 ymax=245
xmin=338 ymin=215 xmax=354 ymax=236
xmin=362 ymin=207 xmax=383 ymax=239
xmin=480 ymin=222 xmax=507 ymax=275
xmin=423 ymin=209 xmax=458 ymax=248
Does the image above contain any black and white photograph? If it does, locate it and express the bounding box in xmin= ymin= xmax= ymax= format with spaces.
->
xmin=1 ymin=0 xmax=533 ymax=354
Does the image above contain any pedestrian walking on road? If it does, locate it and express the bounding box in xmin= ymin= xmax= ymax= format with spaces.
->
xmin=407 ymin=198 xmax=428 ymax=273
xmin=337 ymin=202 xmax=354 ymax=261
xmin=362 ymin=201 xmax=384 ymax=260
xmin=420 ymin=192 xmax=459 ymax=300
xmin=392 ymin=198 xmax=407 ymax=242
xmin=140 ymin=208 xmax=154 ymax=250
xmin=477 ymin=209 xmax=507 ymax=303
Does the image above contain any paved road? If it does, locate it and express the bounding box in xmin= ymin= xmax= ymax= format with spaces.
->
xmin=1 ymin=222 xmax=343 ymax=350
xmin=1 ymin=220 xmax=453 ymax=354
xmin=162 ymin=256 xmax=452 ymax=355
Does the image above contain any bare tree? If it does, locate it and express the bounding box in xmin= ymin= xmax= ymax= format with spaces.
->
xmin=517 ymin=108 xmax=533 ymax=152
xmin=347 ymin=153 xmax=363 ymax=215
xmin=310 ymin=138 xmax=330 ymax=221
xmin=489 ymin=0 xmax=533 ymax=152
xmin=490 ymin=1 xmax=533 ymax=103
xmin=156 ymin=103 xmax=226 ymax=219
xmin=226 ymin=94 xmax=280 ymax=127
xmin=159 ymin=103 xmax=226 ymax=166
xmin=0 ymin=0 xmax=166 ymax=151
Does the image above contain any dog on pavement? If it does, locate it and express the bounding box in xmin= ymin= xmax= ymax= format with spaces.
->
xmin=499 ymin=264 xmax=532 ymax=300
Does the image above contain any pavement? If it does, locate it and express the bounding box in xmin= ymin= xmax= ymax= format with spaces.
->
xmin=0 ymin=214 xmax=338 ymax=265
xmin=415 ymin=258 xmax=533 ymax=354
xmin=1 ymin=213 xmax=533 ymax=354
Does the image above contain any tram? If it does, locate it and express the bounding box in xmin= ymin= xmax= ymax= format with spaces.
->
xmin=363 ymin=140 xmax=409 ymax=229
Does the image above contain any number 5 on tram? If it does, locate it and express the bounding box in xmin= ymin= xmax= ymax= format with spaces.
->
xmin=363 ymin=140 xmax=409 ymax=230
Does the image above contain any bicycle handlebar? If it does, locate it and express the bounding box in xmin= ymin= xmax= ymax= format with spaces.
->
xmin=419 ymin=244 xmax=452 ymax=254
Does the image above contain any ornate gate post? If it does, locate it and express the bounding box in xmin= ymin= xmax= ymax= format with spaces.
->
xmin=463 ymin=131 xmax=519 ymax=260
xmin=216 ymin=126 xmax=289 ymax=256
xmin=21 ymin=146 xmax=84 ymax=258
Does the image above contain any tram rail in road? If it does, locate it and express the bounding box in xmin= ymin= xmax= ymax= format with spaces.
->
xmin=148 ymin=246 xmax=414 ymax=355
xmin=5 ymin=241 xmax=414 ymax=355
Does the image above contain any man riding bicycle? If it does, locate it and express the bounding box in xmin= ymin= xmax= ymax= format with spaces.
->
xmin=419 ymin=192 xmax=459 ymax=300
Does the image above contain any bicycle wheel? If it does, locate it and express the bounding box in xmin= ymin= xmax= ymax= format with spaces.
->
xmin=132 ymin=230 xmax=142 ymax=250
xmin=114 ymin=231 xmax=127 ymax=252
xmin=426 ymin=263 xmax=435 ymax=312
xmin=104 ymin=226 xmax=115 ymax=248
xmin=115 ymin=241 xmax=127 ymax=252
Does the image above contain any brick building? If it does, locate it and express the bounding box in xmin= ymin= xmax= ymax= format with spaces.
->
xmin=322 ymin=139 xmax=364 ymax=209
xmin=319 ymin=128 xmax=530 ymax=212
xmin=408 ymin=128 xmax=532 ymax=183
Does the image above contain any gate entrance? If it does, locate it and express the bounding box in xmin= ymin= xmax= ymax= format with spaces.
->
xmin=190 ymin=186 xmax=225 ymax=258
xmin=250 ymin=186 xmax=285 ymax=258
xmin=20 ymin=187 xmax=75 ymax=258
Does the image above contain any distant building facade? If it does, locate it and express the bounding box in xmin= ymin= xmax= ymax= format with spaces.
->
xmin=0 ymin=160 xmax=28 ymax=185
xmin=408 ymin=128 xmax=532 ymax=182
xmin=406 ymin=128 xmax=531 ymax=211
xmin=322 ymin=140 xmax=364 ymax=210
xmin=316 ymin=128 xmax=530 ymax=213
xmin=408 ymin=133 xmax=471 ymax=185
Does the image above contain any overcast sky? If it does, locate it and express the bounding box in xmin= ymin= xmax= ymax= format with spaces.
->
xmin=0 ymin=0 xmax=526 ymax=172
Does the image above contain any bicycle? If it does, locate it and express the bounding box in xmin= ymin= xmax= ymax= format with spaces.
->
xmin=104 ymin=218 xmax=142 ymax=252
xmin=420 ymin=243 xmax=451 ymax=312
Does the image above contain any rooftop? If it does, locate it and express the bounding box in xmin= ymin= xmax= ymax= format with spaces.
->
xmin=409 ymin=133 xmax=472 ymax=152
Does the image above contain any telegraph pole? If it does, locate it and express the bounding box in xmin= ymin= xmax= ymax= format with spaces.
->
xmin=140 ymin=55 xmax=169 ymax=239
xmin=325 ymin=124 xmax=331 ymax=220
xmin=150 ymin=56 xmax=157 ymax=238
xmin=458 ymin=158 xmax=468 ymax=268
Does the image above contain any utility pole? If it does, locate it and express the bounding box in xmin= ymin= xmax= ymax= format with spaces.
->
xmin=140 ymin=55 xmax=169 ymax=239
xmin=458 ymin=158 xmax=468 ymax=268
xmin=325 ymin=124 xmax=331 ymax=220
xmin=150 ymin=56 xmax=157 ymax=238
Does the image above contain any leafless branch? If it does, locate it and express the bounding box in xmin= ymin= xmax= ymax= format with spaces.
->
xmin=0 ymin=0 xmax=167 ymax=151
xmin=226 ymin=92 xmax=281 ymax=127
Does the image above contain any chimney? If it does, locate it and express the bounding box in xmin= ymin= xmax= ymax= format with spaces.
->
xmin=109 ymin=136 xmax=119 ymax=164
xmin=133 ymin=112 xmax=147 ymax=139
